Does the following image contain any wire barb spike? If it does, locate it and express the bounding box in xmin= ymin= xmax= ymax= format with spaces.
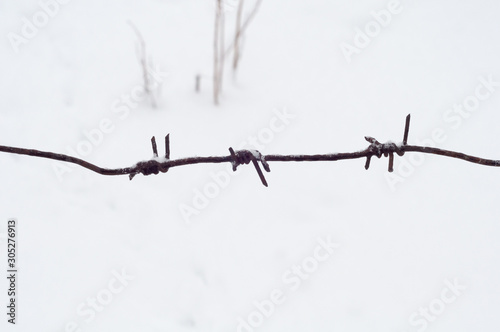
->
xmin=151 ymin=136 xmax=158 ymax=157
xmin=228 ymin=148 xmax=270 ymax=186
xmin=388 ymin=152 xmax=394 ymax=172
xmin=165 ymin=134 xmax=170 ymax=159
xmin=403 ymin=114 xmax=411 ymax=145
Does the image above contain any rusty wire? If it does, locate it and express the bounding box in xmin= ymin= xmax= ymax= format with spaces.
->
xmin=0 ymin=114 xmax=499 ymax=187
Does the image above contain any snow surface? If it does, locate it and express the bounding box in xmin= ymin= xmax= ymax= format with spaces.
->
xmin=1 ymin=0 xmax=500 ymax=331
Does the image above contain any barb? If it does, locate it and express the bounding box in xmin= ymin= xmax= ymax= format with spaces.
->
xmin=151 ymin=136 xmax=158 ymax=157
xmin=403 ymin=114 xmax=411 ymax=145
xmin=165 ymin=134 xmax=170 ymax=159
xmin=1 ymin=114 xmax=500 ymax=186
xmin=229 ymin=147 xmax=270 ymax=186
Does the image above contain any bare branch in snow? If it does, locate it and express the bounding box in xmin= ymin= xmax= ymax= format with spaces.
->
xmin=225 ymin=0 xmax=263 ymax=60
xmin=128 ymin=21 xmax=157 ymax=108
xmin=213 ymin=0 xmax=225 ymax=104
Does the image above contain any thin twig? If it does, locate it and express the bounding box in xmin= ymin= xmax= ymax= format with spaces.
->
xmin=213 ymin=0 xmax=222 ymax=105
xmin=1 ymin=114 xmax=500 ymax=186
xmin=224 ymin=0 xmax=263 ymax=58
xmin=233 ymin=0 xmax=245 ymax=71
xmin=128 ymin=21 xmax=157 ymax=108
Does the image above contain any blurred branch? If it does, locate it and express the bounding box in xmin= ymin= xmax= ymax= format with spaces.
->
xmin=213 ymin=0 xmax=225 ymax=104
xmin=128 ymin=21 xmax=157 ymax=108
xmin=225 ymin=0 xmax=263 ymax=59
xmin=233 ymin=0 xmax=245 ymax=71
xmin=1 ymin=115 xmax=499 ymax=187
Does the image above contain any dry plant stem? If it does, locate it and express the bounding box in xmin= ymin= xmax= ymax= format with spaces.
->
xmin=2 ymin=114 xmax=500 ymax=186
xmin=218 ymin=6 xmax=225 ymax=94
xmin=128 ymin=21 xmax=156 ymax=108
xmin=233 ymin=0 xmax=244 ymax=71
xmin=213 ymin=0 xmax=223 ymax=105
xmin=213 ymin=1 xmax=219 ymax=104
xmin=195 ymin=74 xmax=201 ymax=92
xmin=224 ymin=0 xmax=263 ymax=58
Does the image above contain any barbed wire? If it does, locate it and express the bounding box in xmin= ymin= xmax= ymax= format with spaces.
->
xmin=0 ymin=114 xmax=499 ymax=186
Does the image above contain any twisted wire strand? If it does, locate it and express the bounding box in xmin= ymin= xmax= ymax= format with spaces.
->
xmin=1 ymin=115 xmax=499 ymax=186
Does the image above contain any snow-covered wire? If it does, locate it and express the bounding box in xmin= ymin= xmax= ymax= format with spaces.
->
xmin=1 ymin=115 xmax=500 ymax=186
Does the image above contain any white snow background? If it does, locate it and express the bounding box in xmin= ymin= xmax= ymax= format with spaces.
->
xmin=1 ymin=0 xmax=500 ymax=331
